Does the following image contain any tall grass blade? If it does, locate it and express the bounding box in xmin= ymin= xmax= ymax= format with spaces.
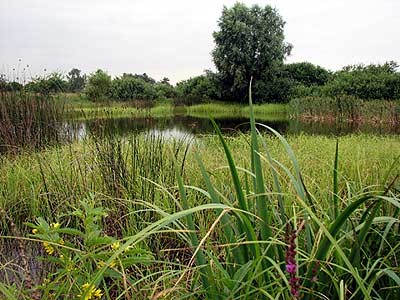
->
xmin=175 ymin=167 xmax=212 ymax=296
xmin=349 ymin=200 xmax=381 ymax=267
xmin=0 ymin=282 xmax=18 ymax=300
xmin=248 ymin=78 xmax=272 ymax=247
xmin=209 ymin=117 xmax=261 ymax=261
xmin=315 ymin=195 xmax=373 ymax=261
xmin=333 ymin=139 xmax=339 ymax=219
xmin=194 ymin=151 xmax=245 ymax=266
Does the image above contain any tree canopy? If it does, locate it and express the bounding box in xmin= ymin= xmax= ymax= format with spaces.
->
xmin=67 ymin=68 xmax=86 ymax=92
xmin=212 ymin=2 xmax=292 ymax=103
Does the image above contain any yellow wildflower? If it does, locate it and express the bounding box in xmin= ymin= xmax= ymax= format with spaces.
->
xmin=97 ymin=260 xmax=116 ymax=269
xmin=43 ymin=242 xmax=55 ymax=255
xmin=82 ymin=282 xmax=90 ymax=289
xmin=32 ymin=228 xmax=38 ymax=234
xmin=59 ymin=238 xmax=65 ymax=245
xmin=66 ymin=264 xmax=74 ymax=272
xmin=97 ymin=261 xmax=105 ymax=269
xmin=111 ymin=241 xmax=120 ymax=250
xmin=59 ymin=254 xmax=64 ymax=259
xmin=93 ymin=288 xmax=103 ymax=298
xmin=51 ymin=222 xmax=61 ymax=229
xmin=80 ymin=283 xmax=103 ymax=299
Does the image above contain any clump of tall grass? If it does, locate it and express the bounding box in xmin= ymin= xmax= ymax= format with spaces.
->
xmin=0 ymin=91 xmax=65 ymax=154
xmin=93 ymin=132 xmax=190 ymax=234
xmin=290 ymin=96 xmax=400 ymax=124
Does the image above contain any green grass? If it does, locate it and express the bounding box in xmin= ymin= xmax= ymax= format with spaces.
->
xmin=186 ymin=102 xmax=288 ymax=120
xmin=64 ymin=95 xmax=288 ymax=121
xmin=62 ymin=94 xmax=289 ymax=122
xmin=1 ymin=133 xmax=398 ymax=231
xmin=62 ymin=93 xmax=175 ymax=120
xmin=1 ymin=95 xmax=399 ymax=299
xmin=69 ymin=103 xmax=174 ymax=120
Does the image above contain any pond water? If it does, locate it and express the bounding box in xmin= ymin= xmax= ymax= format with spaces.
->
xmin=63 ymin=114 xmax=400 ymax=141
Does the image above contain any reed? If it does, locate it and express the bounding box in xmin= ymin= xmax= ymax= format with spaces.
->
xmin=290 ymin=96 xmax=400 ymax=124
xmin=0 ymin=91 xmax=65 ymax=154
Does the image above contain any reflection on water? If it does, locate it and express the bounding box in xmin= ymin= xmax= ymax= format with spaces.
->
xmin=145 ymin=128 xmax=196 ymax=144
xmin=64 ymin=114 xmax=400 ymax=141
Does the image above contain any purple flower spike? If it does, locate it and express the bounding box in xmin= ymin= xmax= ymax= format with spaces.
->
xmin=286 ymin=263 xmax=297 ymax=274
xmin=285 ymin=223 xmax=301 ymax=299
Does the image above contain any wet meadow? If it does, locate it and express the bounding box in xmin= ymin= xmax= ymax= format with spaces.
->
xmin=0 ymin=91 xmax=399 ymax=299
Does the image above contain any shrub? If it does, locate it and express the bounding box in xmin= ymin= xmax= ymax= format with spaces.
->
xmin=25 ymin=73 xmax=68 ymax=95
xmin=292 ymin=61 xmax=400 ymax=100
xmin=111 ymin=74 xmax=158 ymax=101
xmin=176 ymin=73 xmax=220 ymax=105
xmin=285 ymin=62 xmax=331 ymax=87
xmin=154 ymin=82 xmax=176 ymax=99
xmin=84 ymin=69 xmax=112 ymax=102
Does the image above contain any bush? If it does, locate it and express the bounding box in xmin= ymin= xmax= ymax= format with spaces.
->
xmin=252 ymin=66 xmax=294 ymax=103
xmin=326 ymin=63 xmax=400 ymax=99
xmin=176 ymin=73 xmax=220 ymax=105
xmin=111 ymin=74 xmax=158 ymax=101
xmin=285 ymin=62 xmax=331 ymax=87
xmin=154 ymin=82 xmax=176 ymax=99
xmin=84 ymin=69 xmax=112 ymax=102
xmin=0 ymin=80 xmax=23 ymax=92
xmin=25 ymin=73 xmax=68 ymax=94
xmin=292 ymin=61 xmax=400 ymax=100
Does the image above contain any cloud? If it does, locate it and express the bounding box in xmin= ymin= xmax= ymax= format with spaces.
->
xmin=1 ymin=0 xmax=399 ymax=83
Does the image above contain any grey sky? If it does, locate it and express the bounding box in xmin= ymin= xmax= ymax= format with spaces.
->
xmin=1 ymin=0 xmax=399 ymax=84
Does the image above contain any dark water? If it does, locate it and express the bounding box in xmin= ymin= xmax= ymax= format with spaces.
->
xmin=63 ymin=114 xmax=400 ymax=141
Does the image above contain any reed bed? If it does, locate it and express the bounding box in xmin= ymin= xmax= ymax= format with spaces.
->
xmin=0 ymin=92 xmax=65 ymax=154
xmin=290 ymin=96 xmax=400 ymax=124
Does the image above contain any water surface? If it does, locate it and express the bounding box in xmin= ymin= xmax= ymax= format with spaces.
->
xmin=64 ymin=114 xmax=400 ymax=141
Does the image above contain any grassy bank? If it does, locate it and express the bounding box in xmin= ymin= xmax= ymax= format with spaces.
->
xmin=1 ymin=133 xmax=398 ymax=230
xmin=63 ymin=94 xmax=288 ymax=120
xmin=63 ymin=94 xmax=175 ymax=120
xmin=0 ymin=130 xmax=399 ymax=299
xmin=186 ymin=102 xmax=288 ymax=120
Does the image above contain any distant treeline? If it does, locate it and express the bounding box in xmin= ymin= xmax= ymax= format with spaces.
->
xmin=1 ymin=61 xmax=399 ymax=104
xmin=179 ymin=61 xmax=400 ymax=104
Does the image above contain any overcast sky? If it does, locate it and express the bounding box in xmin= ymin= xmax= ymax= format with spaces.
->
xmin=1 ymin=0 xmax=399 ymax=84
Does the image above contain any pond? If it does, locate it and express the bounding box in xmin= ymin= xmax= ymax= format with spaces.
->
xmin=63 ymin=114 xmax=400 ymax=141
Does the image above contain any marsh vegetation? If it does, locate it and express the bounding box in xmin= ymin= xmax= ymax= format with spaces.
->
xmin=1 ymin=2 xmax=399 ymax=299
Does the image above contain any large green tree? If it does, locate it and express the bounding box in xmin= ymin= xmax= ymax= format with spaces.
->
xmin=67 ymin=68 xmax=86 ymax=92
xmin=212 ymin=2 xmax=292 ymax=103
